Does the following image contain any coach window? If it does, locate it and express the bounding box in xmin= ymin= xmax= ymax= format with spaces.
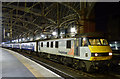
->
xmin=67 ymin=40 xmax=71 ymax=48
xmin=55 ymin=41 xmax=59 ymax=48
xmin=41 ymin=42 xmax=43 ymax=47
xmin=51 ymin=42 xmax=53 ymax=48
xmin=47 ymin=42 xmax=49 ymax=47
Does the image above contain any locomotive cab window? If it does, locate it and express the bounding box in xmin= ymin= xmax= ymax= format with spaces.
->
xmin=82 ymin=38 xmax=88 ymax=46
xmin=55 ymin=41 xmax=59 ymax=48
xmin=100 ymin=39 xmax=108 ymax=45
xmin=89 ymin=39 xmax=101 ymax=46
xmin=51 ymin=42 xmax=53 ymax=48
xmin=66 ymin=40 xmax=71 ymax=48
xmin=41 ymin=42 xmax=43 ymax=47
xmin=89 ymin=38 xmax=109 ymax=46
xmin=47 ymin=42 xmax=49 ymax=47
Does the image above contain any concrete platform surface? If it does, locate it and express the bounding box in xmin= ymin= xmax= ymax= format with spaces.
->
xmin=0 ymin=48 xmax=62 ymax=79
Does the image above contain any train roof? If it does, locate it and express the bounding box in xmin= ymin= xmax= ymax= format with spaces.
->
xmin=5 ymin=32 xmax=107 ymax=44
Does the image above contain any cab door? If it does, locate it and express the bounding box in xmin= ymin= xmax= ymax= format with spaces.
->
xmin=79 ymin=38 xmax=91 ymax=60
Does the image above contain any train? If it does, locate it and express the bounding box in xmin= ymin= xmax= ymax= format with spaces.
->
xmin=2 ymin=36 xmax=114 ymax=72
xmin=109 ymin=41 xmax=120 ymax=61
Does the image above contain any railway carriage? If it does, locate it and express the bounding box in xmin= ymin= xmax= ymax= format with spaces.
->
xmin=17 ymin=42 xmax=37 ymax=54
xmin=2 ymin=43 xmax=13 ymax=48
xmin=21 ymin=42 xmax=37 ymax=54
xmin=13 ymin=43 xmax=21 ymax=49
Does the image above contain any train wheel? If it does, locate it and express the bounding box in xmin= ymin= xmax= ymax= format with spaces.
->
xmin=47 ymin=54 xmax=50 ymax=59
xmin=57 ymin=56 xmax=61 ymax=62
xmin=73 ymin=63 xmax=79 ymax=69
xmin=87 ymin=65 xmax=95 ymax=73
xmin=72 ymin=60 xmax=80 ymax=69
xmin=28 ymin=51 xmax=31 ymax=54
xmin=81 ymin=62 xmax=87 ymax=72
xmin=38 ymin=52 xmax=43 ymax=57
xmin=36 ymin=52 xmax=39 ymax=57
xmin=62 ymin=57 xmax=68 ymax=65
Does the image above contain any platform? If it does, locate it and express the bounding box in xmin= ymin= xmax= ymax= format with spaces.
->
xmin=0 ymin=48 xmax=61 ymax=79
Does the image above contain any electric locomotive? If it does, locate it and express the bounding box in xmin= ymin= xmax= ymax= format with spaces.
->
xmin=37 ymin=36 xmax=112 ymax=72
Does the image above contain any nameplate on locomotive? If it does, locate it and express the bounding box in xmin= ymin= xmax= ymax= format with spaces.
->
xmin=58 ymin=51 xmax=67 ymax=54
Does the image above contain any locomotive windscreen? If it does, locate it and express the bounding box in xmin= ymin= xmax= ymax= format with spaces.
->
xmin=89 ymin=38 xmax=108 ymax=46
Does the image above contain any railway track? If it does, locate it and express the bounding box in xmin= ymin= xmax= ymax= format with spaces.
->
xmin=10 ymin=49 xmax=120 ymax=79
xmin=26 ymin=55 xmax=75 ymax=79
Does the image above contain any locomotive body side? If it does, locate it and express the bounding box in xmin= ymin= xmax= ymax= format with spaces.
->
xmin=38 ymin=38 xmax=76 ymax=57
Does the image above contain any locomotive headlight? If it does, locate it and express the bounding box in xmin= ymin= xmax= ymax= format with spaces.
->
xmin=109 ymin=52 xmax=112 ymax=56
xmin=95 ymin=53 xmax=98 ymax=56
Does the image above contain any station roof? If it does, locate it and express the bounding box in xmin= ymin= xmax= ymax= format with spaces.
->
xmin=2 ymin=2 xmax=95 ymax=42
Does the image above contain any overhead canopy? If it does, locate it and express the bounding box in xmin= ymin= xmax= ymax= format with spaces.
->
xmin=2 ymin=2 xmax=94 ymax=41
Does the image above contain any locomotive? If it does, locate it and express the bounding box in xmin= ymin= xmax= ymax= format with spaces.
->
xmin=2 ymin=36 xmax=113 ymax=72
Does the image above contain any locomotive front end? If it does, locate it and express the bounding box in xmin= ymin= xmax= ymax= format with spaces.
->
xmin=88 ymin=38 xmax=113 ymax=70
